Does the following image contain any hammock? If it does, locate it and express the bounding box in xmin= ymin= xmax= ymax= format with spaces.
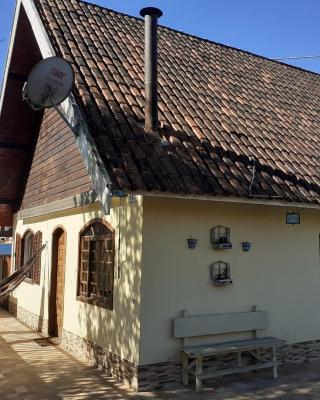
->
xmin=0 ymin=244 xmax=46 ymax=302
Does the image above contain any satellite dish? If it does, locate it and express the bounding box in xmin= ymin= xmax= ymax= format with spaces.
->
xmin=23 ymin=57 xmax=74 ymax=111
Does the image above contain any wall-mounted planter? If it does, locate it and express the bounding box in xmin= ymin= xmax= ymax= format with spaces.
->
xmin=241 ymin=241 xmax=252 ymax=252
xmin=210 ymin=261 xmax=233 ymax=286
xmin=211 ymin=226 xmax=232 ymax=249
xmin=187 ymin=237 xmax=198 ymax=249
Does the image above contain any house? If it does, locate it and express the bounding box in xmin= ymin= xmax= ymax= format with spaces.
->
xmin=0 ymin=227 xmax=13 ymax=244
xmin=0 ymin=228 xmax=13 ymax=280
xmin=1 ymin=0 xmax=320 ymax=392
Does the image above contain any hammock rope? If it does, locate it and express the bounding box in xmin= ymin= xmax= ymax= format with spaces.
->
xmin=0 ymin=245 xmax=46 ymax=301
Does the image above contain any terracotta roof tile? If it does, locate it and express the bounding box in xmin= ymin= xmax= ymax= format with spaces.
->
xmin=34 ymin=0 xmax=320 ymax=204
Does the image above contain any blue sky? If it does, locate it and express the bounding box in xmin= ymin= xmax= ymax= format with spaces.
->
xmin=1 ymin=0 xmax=320 ymax=85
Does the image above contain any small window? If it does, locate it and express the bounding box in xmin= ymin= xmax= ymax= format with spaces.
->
xmin=77 ymin=220 xmax=115 ymax=309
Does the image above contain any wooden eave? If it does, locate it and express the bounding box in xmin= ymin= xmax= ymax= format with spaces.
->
xmin=0 ymin=5 xmax=42 ymax=225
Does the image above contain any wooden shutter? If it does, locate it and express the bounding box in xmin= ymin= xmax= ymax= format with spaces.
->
xmin=101 ymin=236 xmax=114 ymax=308
xmin=33 ymin=231 xmax=42 ymax=285
xmin=15 ymin=233 xmax=21 ymax=271
xmin=79 ymin=237 xmax=90 ymax=297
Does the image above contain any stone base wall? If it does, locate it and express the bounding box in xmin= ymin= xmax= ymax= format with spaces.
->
xmin=8 ymin=302 xmax=320 ymax=392
xmin=138 ymin=341 xmax=320 ymax=391
xmin=62 ymin=329 xmax=138 ymax=390
xmin=279 ymin=341 xmax=320 ymax=364
xmin=8 ymin=301 xmax=49 ymax=336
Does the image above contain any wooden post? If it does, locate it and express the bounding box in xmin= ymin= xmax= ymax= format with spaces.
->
xmin=195 ymin=357 xmax=203 ymax=393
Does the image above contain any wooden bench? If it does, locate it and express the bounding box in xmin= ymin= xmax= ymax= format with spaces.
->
xmin=173 ymin=307 xmax=285 ymax=393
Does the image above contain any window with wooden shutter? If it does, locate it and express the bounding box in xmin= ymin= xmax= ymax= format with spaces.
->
xmin=15 ymin=233 xmax=22 ymax=271
xmin=77 ymin=219 xmax=115 ymax=309
xmin=33 ymin=231 xmax=42 ymax=285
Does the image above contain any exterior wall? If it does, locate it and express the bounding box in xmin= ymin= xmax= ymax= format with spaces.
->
xmin=20 ymin=108 xmax=93 ymax=210
xmin=11 ymin=196 xmax=143 ymax=372
xmin=140 ymin=197 xmax=320 ymax=366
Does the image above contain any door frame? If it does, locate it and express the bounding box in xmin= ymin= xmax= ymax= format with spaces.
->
xmin=48 ymin=226 xmax=67 ymax=337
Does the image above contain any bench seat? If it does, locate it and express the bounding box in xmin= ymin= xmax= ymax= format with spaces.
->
xmin=183 ymin=336 xmax=285 ymax=357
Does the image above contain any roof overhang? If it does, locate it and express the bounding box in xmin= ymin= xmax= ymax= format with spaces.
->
xmin=0 ymin=0 xmax=42 ymax=226
xmin=133 ymin=190 xmax=320 ymax=210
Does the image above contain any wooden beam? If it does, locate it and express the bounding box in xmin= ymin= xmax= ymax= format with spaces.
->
xmin=0 ymin=199 xmax=14 ymax=205
xmin=8 ymin=72 xmax=28 ymax=82
xmin=18 ymin=190 xmax=98 ymax=219
xmin=0 ymin=142 xmax=27 ymax=150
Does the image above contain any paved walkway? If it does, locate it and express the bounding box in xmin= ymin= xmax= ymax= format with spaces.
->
xmin=1 ymin=308 xmax=320 ymax=399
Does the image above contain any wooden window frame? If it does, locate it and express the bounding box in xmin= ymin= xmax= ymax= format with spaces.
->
xmin=77 ymin=219 xmax=115 ymax=310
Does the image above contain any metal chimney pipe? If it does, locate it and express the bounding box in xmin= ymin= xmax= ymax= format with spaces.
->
xmin=140 ymin=7 xmax=163 ymax=133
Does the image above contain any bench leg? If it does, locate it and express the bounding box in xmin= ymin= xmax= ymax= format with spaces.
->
xmin=182 ymin=353 xmax=189 ymax=386
xmin=272 ymin=346 xmax=278 ymax=379
xmin=237 ymin=351 xmax=242 ymax=367
xmin=195 ymin=357 xmax=203 ymax=394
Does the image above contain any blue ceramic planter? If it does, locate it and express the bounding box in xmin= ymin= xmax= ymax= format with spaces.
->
xmin=187 ymin=238 xmax=198 ymax=249
xmin=242 ymin=241 xmax=251 ymax=251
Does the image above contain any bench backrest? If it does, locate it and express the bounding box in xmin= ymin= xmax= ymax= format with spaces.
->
xmin=173 ymin=310 xmax=268 ymax=339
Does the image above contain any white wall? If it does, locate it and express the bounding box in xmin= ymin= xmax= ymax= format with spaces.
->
xmin=12 ymin=196 xmax=143 ymax=364
xmin=140 ymin=197 xmax=320 ymax=365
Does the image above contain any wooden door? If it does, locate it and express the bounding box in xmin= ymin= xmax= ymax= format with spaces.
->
xmin=49 ymin=228 xmax=66 ymax=338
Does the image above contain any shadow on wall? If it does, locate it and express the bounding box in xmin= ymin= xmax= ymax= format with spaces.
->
xmin=76 ymin=198 xmax=142 ymax=374
xmin=38 ymin=244 xmax=49 ymax=333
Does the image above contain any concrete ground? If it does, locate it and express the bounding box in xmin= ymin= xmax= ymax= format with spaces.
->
xmin=1 ymin=308 xmax=320 ymax=399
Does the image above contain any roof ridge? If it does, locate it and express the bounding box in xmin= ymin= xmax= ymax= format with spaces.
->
xmin=82 ymin=0 xmax=320 ymax=78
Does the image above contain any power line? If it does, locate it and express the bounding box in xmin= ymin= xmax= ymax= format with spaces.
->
xmin=273 ymin=55 xmax=320 ymax=61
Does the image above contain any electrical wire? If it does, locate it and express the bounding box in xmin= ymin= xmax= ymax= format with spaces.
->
xmin=273 ymin=55 xmax=320 ymax=61
xmin=248 ymin=157 xmax=256 ymax=196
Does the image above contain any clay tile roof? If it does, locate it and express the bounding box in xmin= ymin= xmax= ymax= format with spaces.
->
xmin=34 ymin=0 xmax=320 ymax=205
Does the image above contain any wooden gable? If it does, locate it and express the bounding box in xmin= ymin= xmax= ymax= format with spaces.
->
xmin=20 ymin=107 xmax=93 ymax=210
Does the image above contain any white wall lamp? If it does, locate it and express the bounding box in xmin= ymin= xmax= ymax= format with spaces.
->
xmin=286 ymin=212 xmax=300 ymax=225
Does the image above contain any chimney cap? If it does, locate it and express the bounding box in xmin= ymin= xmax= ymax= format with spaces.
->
xmin=140 ymin=7 xmax=163 ymax=18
